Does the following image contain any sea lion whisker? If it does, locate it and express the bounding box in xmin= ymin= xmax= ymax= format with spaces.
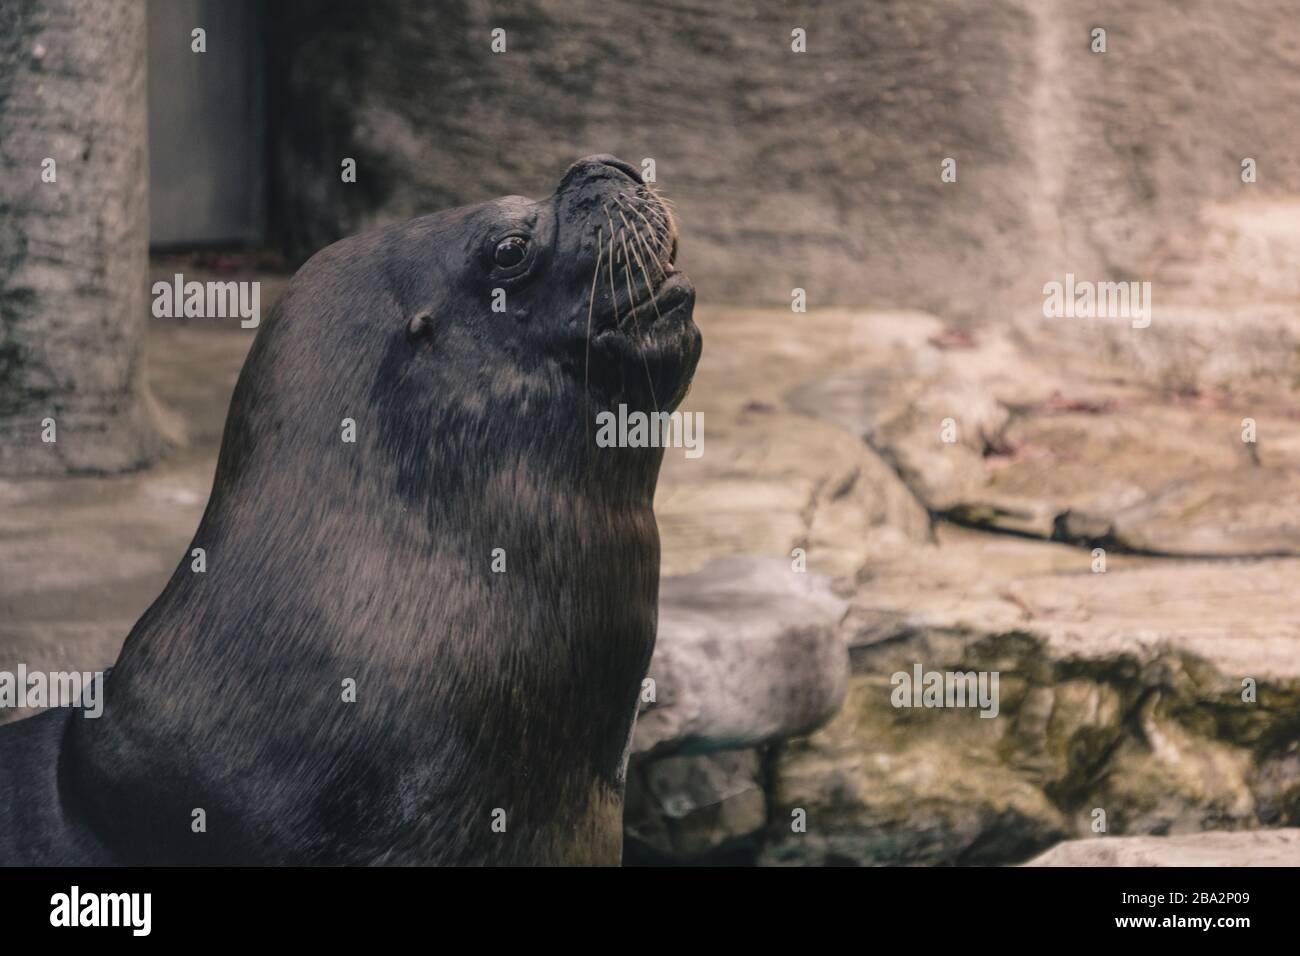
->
xmin=615 ymin=196 xmax=672 ymax=258
xmin=603 ymin=210 xmax=658 ymax=412
xmin=635 ymin=186 xmax=675 ymax=216
xmin=606 ymin=227 xmax=620 ymax=328
xmin=615 ymin=208 xmax=668 ymax=279
xmin=620 ymin=232 xmax=661 ymax=415
xmin=638 ymin=199 xmax=675 ymax=237
xmin=624 ymin=195 xmax=673 ymax=245
xmin=626 ymin=227 xmax=667 ymax=328
xmin=584 ymin=229 xmax=604 ymax=450
xmin=632 ymin=223 xmax=670 ymax=283
xmin=620 ymin=233 xmax=641 ymax=316
xmin=605 ymin=207 xmax=627 ymax=270
xmin=631 ymin=228 xmax=667 ymax=282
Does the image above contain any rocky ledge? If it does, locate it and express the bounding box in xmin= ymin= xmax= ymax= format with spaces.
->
xmin=631 ymin=297 xmax=1300 ymax=866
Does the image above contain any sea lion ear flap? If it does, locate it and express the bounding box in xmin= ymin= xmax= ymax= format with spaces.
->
xmin=405 ymin=311 xmax=439 ymax=352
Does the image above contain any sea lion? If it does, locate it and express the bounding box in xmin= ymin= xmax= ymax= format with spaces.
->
xmin=0 ymin=154 xmax=701 ymax=865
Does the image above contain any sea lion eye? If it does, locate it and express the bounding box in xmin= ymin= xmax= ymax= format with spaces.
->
xmin=493 ymin=236 xmax=529 ymax=268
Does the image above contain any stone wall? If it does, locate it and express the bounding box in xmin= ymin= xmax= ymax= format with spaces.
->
xmin=267 ymin=0 xmax=1300 ymax=321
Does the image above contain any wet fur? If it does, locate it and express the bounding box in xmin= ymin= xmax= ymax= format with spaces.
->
xmin=0 ymin=157 xmax=700 ymax=865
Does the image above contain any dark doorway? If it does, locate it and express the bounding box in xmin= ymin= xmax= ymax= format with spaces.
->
xmin=147 ymin=0 xmax=266 ymax=247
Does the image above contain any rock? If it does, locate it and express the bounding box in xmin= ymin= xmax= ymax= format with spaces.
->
xmin=635 ymin=556 xmax=850 ymax=757
xmin=850 ymin=524 xmax=1300 ymax=682
xmin=793 ymin=312 xmax=1300 ymax=558
xmin=760 ymin=525 xmax=1300 ymax=865
xmin=623 ymin=750 xmax=767 ymax=864
xmin=656 ymin=306 xmax=931 ymax=580
xmin=1025 ymin=829 xmax=1300 ymax=867
xmin=760 ymin=670 xmax=1069 ymax=866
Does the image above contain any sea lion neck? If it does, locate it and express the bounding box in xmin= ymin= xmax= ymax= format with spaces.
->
xmin=62 ymin=342 xmax=666 ymax=865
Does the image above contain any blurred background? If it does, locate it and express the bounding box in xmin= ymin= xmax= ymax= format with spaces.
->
xmin=4 ymin=0 xmax=1300 ymax=866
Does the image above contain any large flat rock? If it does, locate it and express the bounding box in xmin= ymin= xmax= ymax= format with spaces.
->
xmin=792 ymin=310 xmax=1300 ymax=558
xmin=1025 ymin=829 xmax=1300 ymax=867
xmin=761 ymin=526 xmax=1300 ymax=865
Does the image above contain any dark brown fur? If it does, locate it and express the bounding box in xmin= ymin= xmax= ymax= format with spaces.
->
xmin=0 ymin=156 xmax=700 ymax=865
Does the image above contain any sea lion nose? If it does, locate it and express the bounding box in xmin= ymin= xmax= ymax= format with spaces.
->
xmin=561 ymin=154 xmax=643 ymax=187
xmin=590 ymin=155 xmax=643 ymax=183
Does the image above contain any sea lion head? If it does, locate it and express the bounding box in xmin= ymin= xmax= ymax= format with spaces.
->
xmin=399 ymin=152 xmax=701 ymax=420
xmin=394 ymin=153 xmax=700 ymax=411
xmin=212 ymin=154 xmax=702 ymax=497
xmin=454 ymin=152 xmax=702 ymax=414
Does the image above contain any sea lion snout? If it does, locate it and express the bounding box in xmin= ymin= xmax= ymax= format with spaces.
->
xmin=549 ymin=154 xmax=698 ymax=412
xmin=561 ymin=153 xmax=644 ymax=188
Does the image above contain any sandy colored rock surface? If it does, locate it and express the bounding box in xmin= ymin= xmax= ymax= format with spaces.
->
xmin=794 ymin=307 xmax=1300 ymax=557
xmin=1025 ymin=829 xmax=1300 ymax=867
xmin=657 ymin=305 xmax=932 ymax=578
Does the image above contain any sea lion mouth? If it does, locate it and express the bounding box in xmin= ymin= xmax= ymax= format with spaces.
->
xmin=593 ymin=272 xmax=694 ymax=341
